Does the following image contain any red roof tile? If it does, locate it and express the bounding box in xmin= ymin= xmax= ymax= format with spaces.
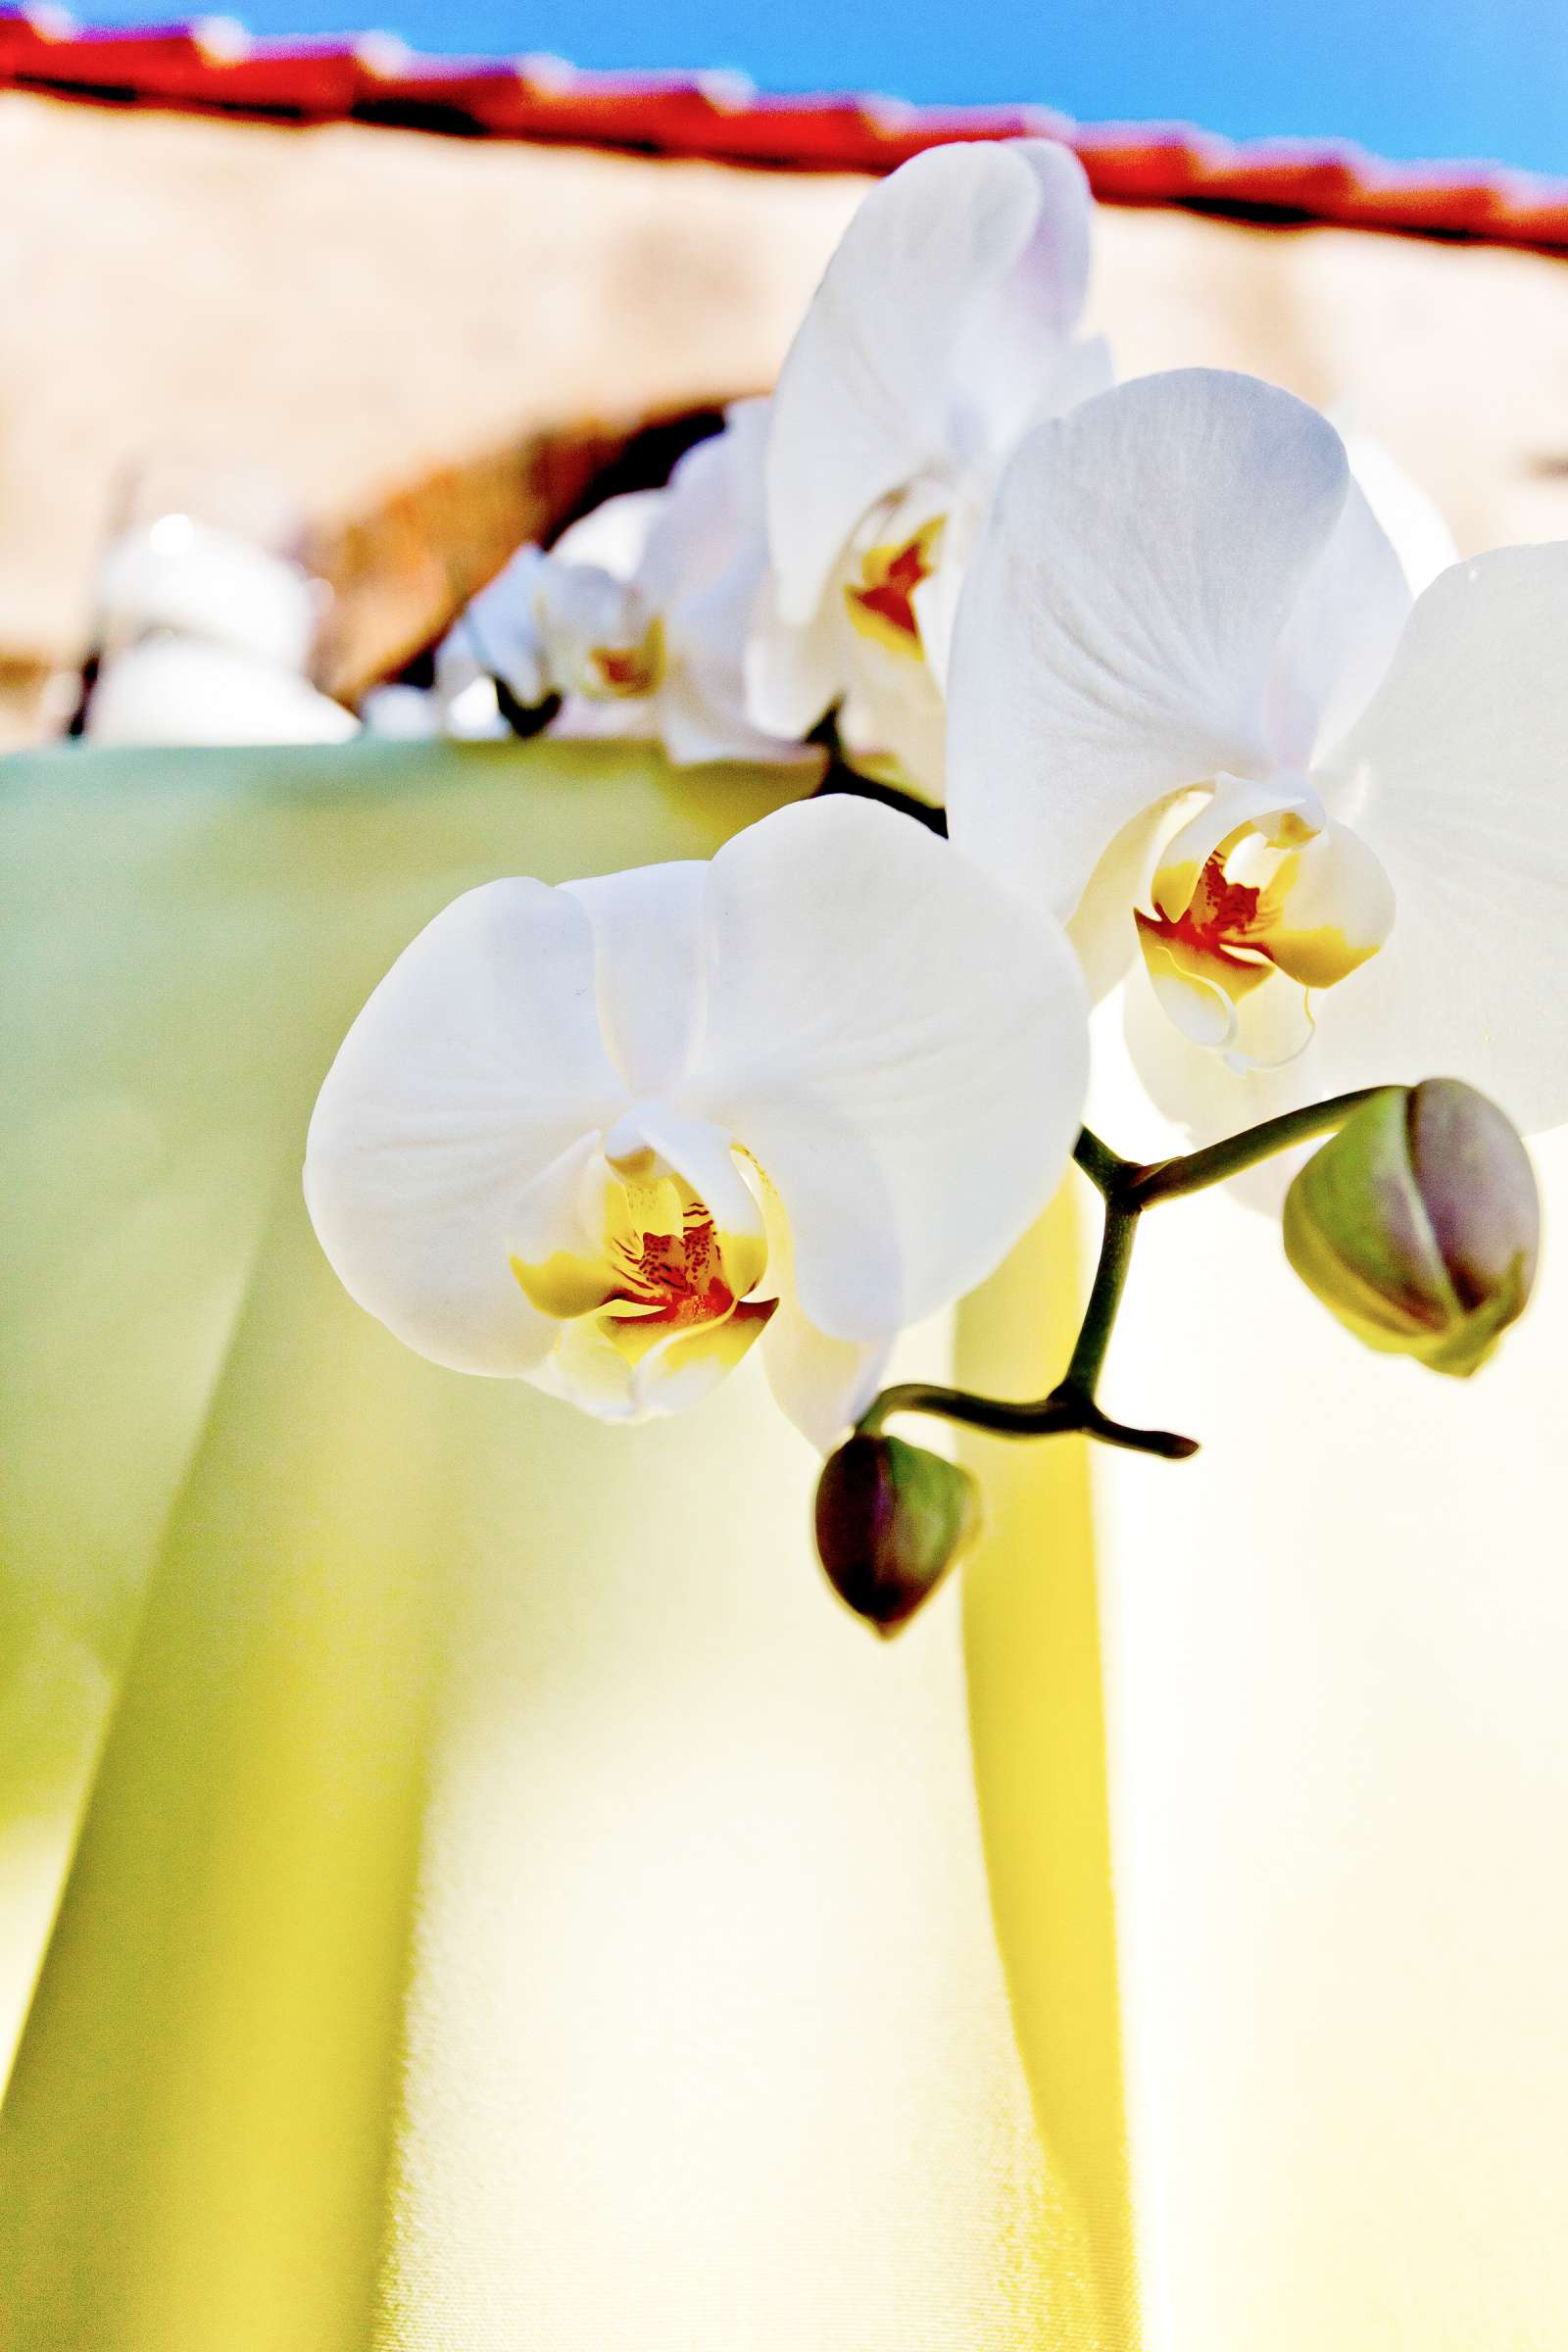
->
xmin=5 ymin=5 xmax=1567 ymax=256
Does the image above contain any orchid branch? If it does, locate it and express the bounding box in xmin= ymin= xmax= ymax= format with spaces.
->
xmin=856 ymin=1089 xmax=1392 ymax=1464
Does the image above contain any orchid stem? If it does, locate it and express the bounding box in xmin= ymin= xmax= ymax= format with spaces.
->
xmin=859 ymin=1168 xmax=1193 ymax=1462
xmin=1059 ymin=1185 xmax=1140 ymax=1400
xmin=857 ymin=1087 xmax=1393 ymax=1464
xmin=1122 ymin=1087 xmax=1389 ymax=1208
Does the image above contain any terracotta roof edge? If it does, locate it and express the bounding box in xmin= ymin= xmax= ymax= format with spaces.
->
xmin=4 ymin=6 xmax=1566 ymax=255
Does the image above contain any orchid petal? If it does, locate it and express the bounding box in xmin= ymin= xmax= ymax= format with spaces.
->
xmin=655 ymin=662 xmax=824 ymax=774
xmin=1309 ymin=544 xmax=1568 ymax=1128
xmin=946 ymin=369 xmax=1353 ymax=925
xmin=531 ymin=1296 xmax=774 ymax=1423
xmin=762 ymin=1300 xmax=890 ymax=1451
xmin=508 ymin=1131 xmax=619 ymax=1312
xmin=909 ymin=562 xmax=963 ymax=694
xmin=1139 ymin=949 xmax=1239 ymax=1054
xmin=1345 ymin=430 xmax=1460 ymax=598
xmin=444 ymin=545 xmax=552 ymax=707
xmin=952 ymin=147 xmax=1110 ymax=457
xmin=964 ymin=138 xmax=1094 ymax=348
xmin=766 ymin=141 xmax=1079 ymax=626
xmin=639 ymin=404 xmax=766 ymax=623
xmin=1137 ymin=930 xmax=1315 ymax=1072
xmin=1252 ymin=819 xmax=1396 ymax=990
xmin=684 ymin=797 xmax=1089 ymax=1342
xmin=579 ymin=412 xmax=816 ymax=772
xmin=745 ymin=583 xmax=845 ymax=742
xmin=304 ymin=881 xmax=626 ymax=1376
xmin=463 ymin=513 xmax=659 ymax=711
xmin=1065 ymin=804 xmax=1173 ymax=1003
xmin=748 ymin=1166 xmax=891 ymax=1448
xmin=1122 ymin=958 xmax=1318 ymax=1146
xmin=1149 ymin=775 xmax=1315 ymax=918
xmin=1264 ymin=478 xmax=1411 ymax=769
xmin=552 ymin=489 xmax=663 ymax=579
xmin=603 ymin=1102 xmax=768 ymax=1274
xmin=837 ymin=659 xmax=949 ymax=802
xmin=563 ymin=862 xmax=708 ymax=1098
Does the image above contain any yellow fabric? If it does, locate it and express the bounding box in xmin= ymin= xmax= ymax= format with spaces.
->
xmin=0 ymin=742 xmax=1130 ymax=2348
xmin=959 ymin=1190 xmax=1141 ymax=2350
xmin=1083 ymin=1015 xmax=1568 ymax=2350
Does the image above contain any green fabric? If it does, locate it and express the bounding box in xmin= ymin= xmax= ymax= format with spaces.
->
xmin=0 ymin=739 xmax=808 ymax=2345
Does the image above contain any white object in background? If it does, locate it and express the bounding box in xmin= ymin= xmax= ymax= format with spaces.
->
xmin=81 ymin=463 xmax=359 ymax=747
xmin=359 ymin=684 xmax=442 ymax=741
xmin=436 ymin=668 xmax=509 ymax=741
xmin=87 ymin=640 xmax=360 ymax=747
xmin=96 ymin=514 xmax=320 ymax=671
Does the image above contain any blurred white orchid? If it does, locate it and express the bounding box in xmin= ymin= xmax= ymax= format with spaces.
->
xmin=436 ymin=402 xmax=817 ymax=771
xmin=85 ymin=514 xmax=358 ymax=746
xmin=947 ymin=367 xmax=1568 ymax=1139
xmin=749 ymin=138 xmax=1111 ymax=801
xmin=305 ymin=797 xmax=1088 ymax=1448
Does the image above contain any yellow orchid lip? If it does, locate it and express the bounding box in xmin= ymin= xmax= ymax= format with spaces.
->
xmin=512 ymin=1149 xmax=774 ymax=1386
xmin=1138 ymin=817 xmax=1388 ymax=1012
xmin=845 ymin=515 xmax=946 ymax=661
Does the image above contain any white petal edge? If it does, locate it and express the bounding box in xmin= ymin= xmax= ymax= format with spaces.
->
xmin=655 ymin=662 xmax=824 ymax=773
xmin=304 ymin=879 xmax=627 ymax=1374
xmin=553 ymin=488 xmax=664 ymax=579
xmin=745 ymin=581 xmax=845 ymax=742
xmin=948 ymin=142 xmax=1105 ymax=457
xmin=1344 ymin=430 xmax=1460 ymax=598
xmin=762 ymin=1300 xmax=891 ymax=1452
xmin=1309 ymin=543 xmax=1568 ymax=1131
xmin=1264 ymin=476 xmax=1411 ymax=769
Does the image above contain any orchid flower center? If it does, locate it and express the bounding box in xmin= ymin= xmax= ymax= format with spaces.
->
xmin=585 ymin=618 xmax=665 ymax=701
xmin=512 ymin=1138 xmax=774 ymax=1379
xmin=1133 ymin=783 xmax=1396 ymax=1068
xmin=844 ymin=511 xmax=948 ymax=661
xmin=533 ymin=564 xmax=665 ymax=704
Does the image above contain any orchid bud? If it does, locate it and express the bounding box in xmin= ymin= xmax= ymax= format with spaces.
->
xmin=1283 ymin=1080 xmax=1540 ymax=1377
xmin=813 ymin=1434 xmax=981 ymax=1636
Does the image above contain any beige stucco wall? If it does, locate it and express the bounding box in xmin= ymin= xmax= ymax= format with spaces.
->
xmin=2 ymin=89 xmax=1566 ymax=740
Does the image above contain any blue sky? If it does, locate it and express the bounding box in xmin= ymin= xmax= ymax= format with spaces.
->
xmin=72 ymin=0 xmax=1568 ymax=175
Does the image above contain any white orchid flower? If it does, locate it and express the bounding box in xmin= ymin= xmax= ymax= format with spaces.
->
xmin=304 ymin=797 xmax=1089 ymax=1447
xmin=749 ymin=138 xmax=1112 ymax=802
xmin=947 ymin=367 xmax=1568 ymax=1142
xmin=437 ymin=403 xmax=817 ymax=771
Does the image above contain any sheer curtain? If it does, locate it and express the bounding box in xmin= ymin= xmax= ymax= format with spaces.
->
xmin=0 ymin=741 xmax=1132 ymax=2349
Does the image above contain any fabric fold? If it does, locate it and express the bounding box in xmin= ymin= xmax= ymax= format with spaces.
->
xmin=0 ymin=738 xmax=1134 ymax=2349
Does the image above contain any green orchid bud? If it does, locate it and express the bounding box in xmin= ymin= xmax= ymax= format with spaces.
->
xmin=1284 ymin=1079 xmax=1540 ymax=1377
xmin=813 ymin=1433 xmax=982 ymax=1636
